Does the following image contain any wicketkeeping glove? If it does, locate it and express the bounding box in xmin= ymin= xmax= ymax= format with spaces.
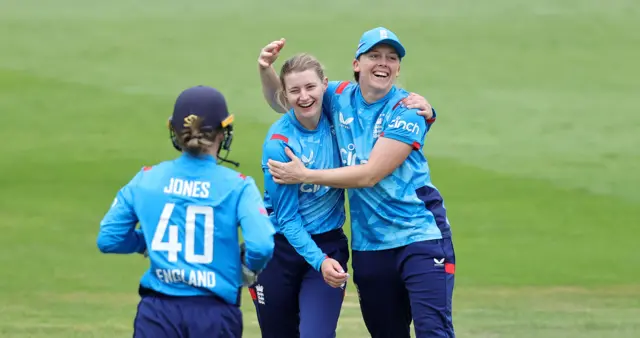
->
xmin=240 ymin=242 xmax=260 ymax=287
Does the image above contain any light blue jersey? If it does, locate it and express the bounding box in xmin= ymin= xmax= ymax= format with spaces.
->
xmin=97 ymin=153 xmax=276 ymax=304
xmin=322 ymin=81 xmax=451 ymax=251
xmin=262 ymin=111 xmax=346 ymax=271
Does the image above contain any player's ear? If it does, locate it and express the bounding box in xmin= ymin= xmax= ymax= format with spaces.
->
xmin=215 ymin=131 xmax=225 ymax=143
xmin=322 ymin=76 xmax=328 ymax=91
xmin=396 ymin=64 xmax=401 ymax=78
xmin=352 ymin=59 xmax=360 ymax=73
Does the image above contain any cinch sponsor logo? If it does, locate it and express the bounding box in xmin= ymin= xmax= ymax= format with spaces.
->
xmin=340 ymin=143 xmax=368 ymax=166
xmin=388 ymin=117 xmax=420 ymax=134
xmin=300 ymin=183 xmax=322 ymax=193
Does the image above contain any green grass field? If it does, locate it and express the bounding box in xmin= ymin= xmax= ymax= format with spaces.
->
xmin=1 ymin=0 xmax=639 ymax=337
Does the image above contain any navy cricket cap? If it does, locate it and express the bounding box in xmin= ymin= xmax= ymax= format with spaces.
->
xmin=171 ymin=85 xmax=234 ymax=133
xmin=355 ymin=27 xmax=406 ymax=60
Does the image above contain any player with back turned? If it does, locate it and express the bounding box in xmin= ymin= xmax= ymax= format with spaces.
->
xmin=96 ymin=85 xmax=276 ymax=338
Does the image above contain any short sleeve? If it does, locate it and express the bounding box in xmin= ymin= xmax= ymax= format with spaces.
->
xmin=381 ymin=108 xmax=428 ymax=150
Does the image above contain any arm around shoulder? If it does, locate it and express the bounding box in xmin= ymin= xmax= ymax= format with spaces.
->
xmin=303 ymin=137 xmax=414 ymax=188
xmin=300 ymin=107 xmax=422 ymax=188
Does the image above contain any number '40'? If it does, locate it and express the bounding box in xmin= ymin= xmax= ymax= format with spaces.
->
xmin=150 ymin=203 xmax=214 ymax=264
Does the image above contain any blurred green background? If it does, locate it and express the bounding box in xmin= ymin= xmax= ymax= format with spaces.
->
xmin=1 ymin=0 xmax=639 ymax=337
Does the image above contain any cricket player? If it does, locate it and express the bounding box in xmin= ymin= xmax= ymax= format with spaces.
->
xmin=96 ymin=85 xmax=276 ymax=338
xmin=249 ymin=53 xmax=349 ymax=338
xmin=261 ymin=28 xmax=456 ymax=338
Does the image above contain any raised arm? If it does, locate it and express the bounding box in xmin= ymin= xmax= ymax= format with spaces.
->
xmin=258 ymin=38 xmax=288 ymax=114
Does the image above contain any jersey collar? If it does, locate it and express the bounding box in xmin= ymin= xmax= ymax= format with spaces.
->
xmin=286 ymin=109 xmax=324 ymax=134
xmin=177 ymin=152 xmax=218 ymax=165
xmin=356 ymin=85 xmax=398 ymax=108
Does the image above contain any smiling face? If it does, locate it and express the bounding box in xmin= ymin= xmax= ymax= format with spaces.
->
xmin=353 ymin=44 xmax=401 ymax=94
xmin=278 ymin=54 xmax=328 ymax=125
xmin=283 ymin=69 xmax=327 ymax=119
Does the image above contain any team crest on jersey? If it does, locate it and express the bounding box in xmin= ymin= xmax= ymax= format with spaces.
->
xmin=373 ymin=113 xmax=385 ymax=138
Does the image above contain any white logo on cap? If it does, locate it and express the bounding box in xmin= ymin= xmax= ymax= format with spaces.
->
xmin=379 ymin=29 xmax=388 ymax=39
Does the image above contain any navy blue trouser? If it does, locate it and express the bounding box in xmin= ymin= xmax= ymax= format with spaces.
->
xmin=133 ymin=288 xmax=242 ymax=338
xmin=249 ymin=228 xmax=349 ymax=338
xmin=353 ymin=238 xmax=456 ymax=338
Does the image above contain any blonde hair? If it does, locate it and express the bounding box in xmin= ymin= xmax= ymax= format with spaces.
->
xmin=177 ymin=116 xmax=220 ymax=156
xmin=276 ymin=53 xmax=326 ymax=110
